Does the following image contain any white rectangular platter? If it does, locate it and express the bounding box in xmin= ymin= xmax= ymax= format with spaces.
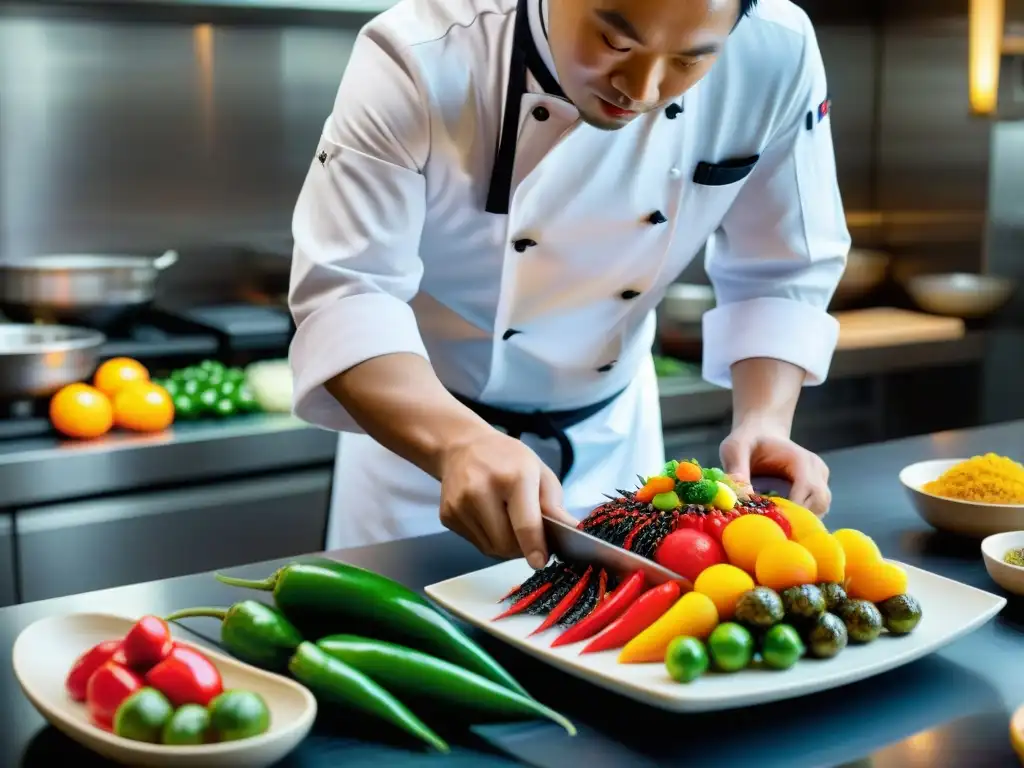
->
xmin=425 ymin=559 xmax=1006 ymax=713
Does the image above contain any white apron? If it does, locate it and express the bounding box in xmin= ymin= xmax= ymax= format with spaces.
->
xmin=287 ymin=0 xmax=851 ymax=550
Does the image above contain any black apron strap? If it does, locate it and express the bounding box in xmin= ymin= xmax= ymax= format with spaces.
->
xmin=450 ymin=389 xmax=626 ymax=482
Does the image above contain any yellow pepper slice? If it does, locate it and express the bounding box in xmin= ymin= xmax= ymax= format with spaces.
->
xmin=617 ymin=591 xmax=719 ymax=664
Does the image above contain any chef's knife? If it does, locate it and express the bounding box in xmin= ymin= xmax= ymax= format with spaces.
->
xmin=541 ymin=515 xmax=690 ymax=589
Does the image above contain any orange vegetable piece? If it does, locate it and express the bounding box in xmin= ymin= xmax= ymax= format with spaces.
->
xmin=845 ymin=561 xmax=908 ymax=603
xmin=693 ymin=563 xmax=754 ymax=620
xmin=800 ymin=531 xmax=846 ymax=583
xmin=93 ymin=357 xmax=150 ymax=398
xmin=635 ymin=475 xmax=675 ymax=503
xmin=754 ymin=540 xmax=818 ymax=592
xmin=674 ymin=461 xmax=703 ymax=482
xmin=113 ymin=382 xmax=175 ymax=433
xmin=721 ymin=514 xmax=788 ymax=574
xmin=49 ymin=383 xmax=114 ymax=439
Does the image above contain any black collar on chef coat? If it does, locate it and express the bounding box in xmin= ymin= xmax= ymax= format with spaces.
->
xmin=485 ymin=0 xmax=567 ymax=215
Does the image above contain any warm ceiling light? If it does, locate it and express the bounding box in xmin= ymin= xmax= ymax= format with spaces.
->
xmin=969 ymin=0 xmax=1005 ymax=115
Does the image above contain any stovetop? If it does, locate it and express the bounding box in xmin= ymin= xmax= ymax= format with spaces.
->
xmin=0 ymin=302 xmax=294 ymax=442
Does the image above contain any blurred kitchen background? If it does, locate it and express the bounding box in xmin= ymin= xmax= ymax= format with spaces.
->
xmin=0 ymin=0 xmax=1021 ymax=605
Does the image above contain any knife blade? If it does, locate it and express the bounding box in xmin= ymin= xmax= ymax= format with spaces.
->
xmin=541 ymin=515 xmax=690 ymax=589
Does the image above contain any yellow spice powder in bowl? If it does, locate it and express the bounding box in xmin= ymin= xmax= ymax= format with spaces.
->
xmin=899 ymin=454 xmax=1024 ymax=538
xmin=922 ymin=453 xmax=1024 ymax=505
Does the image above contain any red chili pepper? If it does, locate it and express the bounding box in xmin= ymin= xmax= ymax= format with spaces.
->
xmin=121 ymin=615 xmax=174 ymax=670
xmin=551 ymin=570 xmax=646 ymax=648
xmin=765 ymin=509 xmax=792 ymax=539
xmin=529 ymin=566 xmax=593 ymax=636
xmin=86 ymin=660 xmax=144 ymax=728
xmin=65 ymin=640 xmax=122 ymax=702
xmin=492 ymin=582 xmax=553 ymax=621
xmin=578 ymin=581 xmax=681 ymax=654
xmin=144 ymin=645 xmax=223 ymax=707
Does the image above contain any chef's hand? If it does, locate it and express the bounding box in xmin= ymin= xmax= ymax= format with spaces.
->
xmin=438 ymin=429 xmax=578 ymax=569
xmin=720 ymin=426 xmax=831 ymax=517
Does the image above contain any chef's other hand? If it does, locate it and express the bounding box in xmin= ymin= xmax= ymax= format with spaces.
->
xmin=720 ymin=428 xmax=831 ymax=517
xmin=438 ymin=429 xmax=578 ymax=569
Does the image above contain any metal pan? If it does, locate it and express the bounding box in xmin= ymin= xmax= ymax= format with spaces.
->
xmin=0 ymin=324 xmax=106 ymax=399
xmin=0 ymin=250 xmax=178 ymax=329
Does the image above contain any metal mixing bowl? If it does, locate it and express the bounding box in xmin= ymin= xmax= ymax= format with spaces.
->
xmin=0 ymin=324 xmax=106 ymax=399
xmin=904 ymin=272 xmax=1016 ymax=318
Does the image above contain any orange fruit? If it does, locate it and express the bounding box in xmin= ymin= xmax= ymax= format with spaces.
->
xmin=755 ymin=540 xmax=818 ymax=592
xmin=112 ymin=382 xmax=175 ymax=433
xmin=833 ymin=529 xmax=882 ymax=571
xmin=771 ymin=497 xmax=828 ymax=542
xmin=800 ymin=531 xmax=846 ymax=583
xmin=721 ymin=514 xmax=788 ymax=574
xmin=845 ymin=561 xmax=908 ymax=603
xmin=49 ymin=383 xmax=114 ymax=439
xmin=693 ymin=563 xmax=755 ymax=620
xmin=94 ymin=357 xmax=150 ymax=398
xmin=1010 ymin=703 xmax=1024 ymax=763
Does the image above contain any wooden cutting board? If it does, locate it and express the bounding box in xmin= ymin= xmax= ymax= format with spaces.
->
xmin=832 ymin=308 xmax=966 ymax=350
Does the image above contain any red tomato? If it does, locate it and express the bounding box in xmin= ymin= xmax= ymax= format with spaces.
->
xmin=653 ymin=529 xmax=727 ymax=583
xmin=122 ymin=615 xmax=174 ymax=670
xmin=65 ymin=640 xmax=122 ymax=702
xmin=145 ymin=645 xmax=223 ymax=707
xmin=676 ymin=513 xmax=705 ymax=533
xmin=703 ymin=511 xmax=731 ymax=544
xmin=86 ymin=661 xmax=144 ymax=728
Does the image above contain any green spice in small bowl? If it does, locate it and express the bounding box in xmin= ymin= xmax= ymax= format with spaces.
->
xmin=1003 ymin=548 xmax=1024 ymax=567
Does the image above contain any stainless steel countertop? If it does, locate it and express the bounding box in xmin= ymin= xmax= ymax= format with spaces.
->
xmin=0 ymin=331 xmax=991 ymax=509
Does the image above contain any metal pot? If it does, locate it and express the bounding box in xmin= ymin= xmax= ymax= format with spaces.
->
xmin=0 ymin=324 xmax=106 ymax=399
xmin=0 ymin=250 xmax=178 ymax=329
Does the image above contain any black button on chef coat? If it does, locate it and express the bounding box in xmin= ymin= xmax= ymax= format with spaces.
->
xmin=513 ymin=238 xmax=537 ymax=252
xmin=620 ymin=290 xmax=641 ymax=300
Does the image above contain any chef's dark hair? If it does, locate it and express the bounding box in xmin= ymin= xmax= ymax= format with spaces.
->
xmin=740 ymin=0 xmax=758 ymax=15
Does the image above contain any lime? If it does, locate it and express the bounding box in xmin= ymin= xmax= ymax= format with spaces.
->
xmin=208 ymin=690 xmax=271 ymax=742
xmin=173 ymin=394 xmax=200 ymax=420
xmin=761 ymin=624 xmax=805 ymax=670
xmin=162 ymin=703 xmax=211 ymax=745
xmin=217 ymin=379 xmax=239 ymax=398
xmin=664 ymin=636 xmax=709 ymax=683
xmin=707 ymin=622 xmax=754 ymax=672
xmin=113 ymin=688 xmax=174 ymax=743
xmin=198 ymin=387 xmax=220 ymax=412
xmin=233 ymin=385 xmax=259 ymax=413
xmin=225 ymin=367 xmax=246 ymax=383
xmin=215 ymin=398 xmax=237 ymax=418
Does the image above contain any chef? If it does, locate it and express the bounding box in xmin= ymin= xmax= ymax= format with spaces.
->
xmin=287 ymin=0 xmax=851 ymax=567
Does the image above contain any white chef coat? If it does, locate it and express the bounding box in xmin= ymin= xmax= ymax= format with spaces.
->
xmin=287 ymin=0 xmax=851 ymax=550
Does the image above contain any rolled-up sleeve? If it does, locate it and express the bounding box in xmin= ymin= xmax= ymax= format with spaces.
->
xmin=288 ymin=28 xmax=430 ymax=432
xmin=700 ymin=21 xmax=851 ymax=389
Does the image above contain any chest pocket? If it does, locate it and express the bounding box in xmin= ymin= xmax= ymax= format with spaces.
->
xmin=693 ymin=155 xmax=760 ymax=186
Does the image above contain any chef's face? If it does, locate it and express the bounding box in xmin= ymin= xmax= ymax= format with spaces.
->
xmin=548 ymin=0 xmax=741 ymax=130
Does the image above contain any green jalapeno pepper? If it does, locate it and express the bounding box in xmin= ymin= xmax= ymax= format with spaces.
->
xmin=164 ymin=600 xmax=303 ymax=673
xmin=288 ymin=641 xmax=449 ymax=753
xmin=316 ymin=635 xmax=575 ymax=735
xmin=216 ymin=560 xmax=528 ymax=697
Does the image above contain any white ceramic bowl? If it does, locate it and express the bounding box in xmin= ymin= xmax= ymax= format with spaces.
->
xmin=12 ymin=613 xmax=317 ymax=767
xmin=899 ymin=458 xmax=1024 ymax=538
xmin=981 ymin=531 xmax=1024 ymax=595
